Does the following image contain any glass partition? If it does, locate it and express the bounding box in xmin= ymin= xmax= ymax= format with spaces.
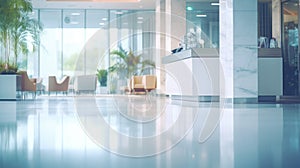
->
xmin=62 ymin=10 xmax=85 ymax=76
xmin=27 ymin=9 xmax=155 ymax=93
xmin=86 ymin=10 xmax=109 ymax=72
xmin=40 ymin=10 xmax=63 ymax=87
xmin=108 ymin=10 xmax=155 ymax=93
xmin=186 ymin=1 xmax=219 ymax=48
xmin=282 ymin=0 xmax=300 ymax=95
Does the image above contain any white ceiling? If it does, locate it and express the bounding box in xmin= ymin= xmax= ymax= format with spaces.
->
xmin=32 ymin=0 xmax=219 ymax=10
xmin=31 ymin=0 xmax=156 ymax=9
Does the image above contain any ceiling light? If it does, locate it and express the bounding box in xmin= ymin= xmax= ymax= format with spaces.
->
xmin=70 ymin=21 xmax=79 ymax=24
xmin=48 ymin=0 xmax=140 ymax=2
xmin=99 ymin=22 xmax=105 ymax=26
xmin=137 ymin=21 xmax=143 ymax=24
xmin=187 ymin=6 xmax=193 ymax=11
xmin=102 ymin=17 xmax=108 ymax=21
xmin=137 ymin=17 xmax=143 ymax=20
xmin=71 ymin=12 xmax=81 ymax=16
xmin=115 ymin=11 xmax=123 ymax=15
xmin=196 ymin=14 xmax=207 ymax=17
xmin=211 ymin=2 xmax=220 ymax=6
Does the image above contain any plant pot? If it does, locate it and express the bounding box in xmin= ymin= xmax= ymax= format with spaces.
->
xmin=100 ymin=86 xmax=108 ymax=94
xmin=1 ymin=70 xmax=17 ymax=75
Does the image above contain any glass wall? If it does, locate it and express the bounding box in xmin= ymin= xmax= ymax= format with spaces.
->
xmin=108 ymin=10 xmax=155 ymax=92
xmin=282 ymin=0 xmax=300 ymax=96
xmin=40 ymin=10 xmax=62 ymax=84
xmin=85 ymin=10 xmax=109 ymax=74
xmin=258 ymin=0 xmax=300 ymax=96
xmin=62 ymin=10 xmax=85 ymax=76
xmin=23 ymin=9 xmax=155 ymax=91
xmin=186 ymin=1 xmax=219 ymax=48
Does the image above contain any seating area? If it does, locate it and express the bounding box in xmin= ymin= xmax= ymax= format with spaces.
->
xmin=13 ymin=71 xmax=157 ymax=98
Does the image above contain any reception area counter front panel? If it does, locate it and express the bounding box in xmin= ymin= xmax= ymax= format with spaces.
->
xmin=162 ymin=48 xmax=219 ymax=102
xmin=258 ymin=48 xmax=283 ymax=99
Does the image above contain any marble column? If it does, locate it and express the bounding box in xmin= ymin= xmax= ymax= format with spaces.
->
xmin=220 ymin=0 xmax=258 ymax=102
xmin=155 ymin=0 xmax=186 ymax=94
xmin=272 ymin=0 xmax=281 ymax=48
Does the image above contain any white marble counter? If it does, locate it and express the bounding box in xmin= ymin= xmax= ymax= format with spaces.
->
xmin=163 ymin=48 xmax=219 ymax=102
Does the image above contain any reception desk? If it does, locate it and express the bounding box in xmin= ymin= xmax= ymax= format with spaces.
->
xmin=162 ymin=48 xmax=282 ymax=102
xmin=162 ymin=48 xmax=219 ymax=102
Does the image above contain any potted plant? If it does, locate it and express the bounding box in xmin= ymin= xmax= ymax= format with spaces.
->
xmin=109 ymin=47 xmax=155 ymax=79
xmin=0 ymin=0 xmax=43 ymax=73
xmin=0 ymin=61 xmax=18 ymax=74
xmin=109 ymin=46 xmax=155 ymax=93
xmin=96 ymin=69 xmax=108 ymax=94
xmin=97 ymin=69 xmax=108 ymax=87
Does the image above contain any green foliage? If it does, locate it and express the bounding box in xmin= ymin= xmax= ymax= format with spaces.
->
xmin=0 ymin=60 xmax=4 ymax=72
xmin=0 ymin=60 xmax=18 ymax=74
xmin=109 ymin=46 xmax=155 ymax=79
xmin=64 ymin=53 xmax=79 ymax=71
xmin=0 ymin=0 xmax=43 ymax=70
xmin=97 ymin=69 xmax=108 ymax=87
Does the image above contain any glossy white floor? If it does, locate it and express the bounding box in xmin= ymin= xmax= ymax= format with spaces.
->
xmin=0 ymin=95 xmax=299 ymax=168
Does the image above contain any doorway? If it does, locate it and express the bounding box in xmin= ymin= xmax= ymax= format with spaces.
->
xmin=282 ymin=0 xmax=300 ymax=96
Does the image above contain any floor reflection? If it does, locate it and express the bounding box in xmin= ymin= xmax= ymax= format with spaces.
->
xmin=0 ymin=97 xmax=299 ymax=168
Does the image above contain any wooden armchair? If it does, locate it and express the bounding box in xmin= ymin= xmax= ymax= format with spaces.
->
xmin=18 ymin=71 xmax=37 ymax=99
xmin=48 ymin=76 xmax=70 ymax=95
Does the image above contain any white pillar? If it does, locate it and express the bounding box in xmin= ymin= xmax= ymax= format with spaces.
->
xmin=220 ymin=0 xmax=258 ymax=102
xmin=272 ymin=0 xmax=281 ymax=48
xmin=156 ymin=0 xmax=186 ymax=94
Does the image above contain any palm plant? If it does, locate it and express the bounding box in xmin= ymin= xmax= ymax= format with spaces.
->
xmin=0 ymin=0 xmax=42 ymax=72
xmin=109 ymin=47 xmax=155 ymax=79
xmin=96 ymin=69 xmax=108 ymax=87
xmin=11 ymin=15 xmax=43 ymax=66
